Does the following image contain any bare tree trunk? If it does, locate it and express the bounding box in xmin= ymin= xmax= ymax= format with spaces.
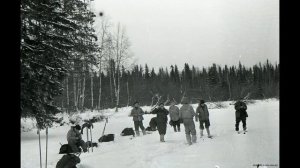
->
xmin=227 ymin=72 xmax=232 ymax=100
xmin=113 ymin=68 xmax=118 ymax=111
xmin=116 ymin=69 xmax=120 ymax=112
xmin=126 ymin=81 xmax=130 ymax=106
xmin=109 ymin=63 xmax=114 ymax=105
xmin=81 ymin=73 xmax=86 ymax=111
xmin=66 ymin=77 xmax=69 ymax=113
xmin=73 ymin=74 xmax=78 ymax=112
xmin=98 ymin=60 xmax=102 ymax=111
xmin=77 ymin=76 xmax=81 ymax=112
xmin=90 ymin=72 xmax=93 ymax=111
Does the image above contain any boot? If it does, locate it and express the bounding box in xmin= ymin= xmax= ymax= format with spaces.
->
xmin=206 ymin=128 xmax=212 ymax=138
xmin=142 ymin=129 xmax=146 ymax=135
xmin=135 ymin=131 xmax=140 ymax=136
xmin=186 ymin=134 xmax=192 ymax=145
xmin=192 ymin=134 xmax=197 ymax=143
xmin=160 ymin=134 xmax=165 ymax=142
xmin=200 ymin=129 xmax=204 ymax=138
xmin=178 ymin=126 xmax=181 ymax=132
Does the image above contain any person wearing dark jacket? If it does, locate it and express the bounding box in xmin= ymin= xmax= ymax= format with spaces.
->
xmin=129 ymin=101 xmax=146 ymax=136
xmin=67 ymin=125 xmax=87 ymax=153
xmin=195 ymin=100 xmax=212 ymax=138
xmin=151 ymin=103 xmax=169 ymax=142
xmin=169 ymin=100 xmax=180 ymax=132
xmin=56 ymin=153 xmax=80 ymax=168
xmin=234 ymin=99 xmax=248 ymax=132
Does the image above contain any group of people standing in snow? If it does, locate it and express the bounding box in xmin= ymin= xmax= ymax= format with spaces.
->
xmin=129 ymin=97 xmax=248 ymax=145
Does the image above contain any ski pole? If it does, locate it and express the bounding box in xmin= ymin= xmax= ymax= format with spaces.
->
xmin=37 ymin=128 xmax=42 ymax=168
xmin=90 ymin=128 xmax=93 ymax=152
xmin=86 ymin=127 xmax=89 ymax=152
xmin=45 ymin=127 xmax=48 ymax=168
xmin=101 ymin=118 xmax=108 ymax=136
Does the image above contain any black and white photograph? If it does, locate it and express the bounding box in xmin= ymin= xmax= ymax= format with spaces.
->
xmin=21 ymin=0 xmax=279 ymax=167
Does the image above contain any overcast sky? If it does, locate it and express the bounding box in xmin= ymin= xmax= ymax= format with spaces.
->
xmin=91 ymin=0 xmax=279 ymax=70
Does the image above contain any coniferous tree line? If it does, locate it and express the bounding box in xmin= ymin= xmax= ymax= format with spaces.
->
xmin=21 ymin=0 xmax=99 ymax=128
xmin=53 ymin=60 xmax=279 ymax=112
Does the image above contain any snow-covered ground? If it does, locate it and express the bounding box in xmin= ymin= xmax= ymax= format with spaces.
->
xmin=21 ymin=99 xmax=279 ymax=168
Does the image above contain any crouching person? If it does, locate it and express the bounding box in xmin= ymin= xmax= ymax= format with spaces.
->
xmin=56 ymin=153 xmax=80 ymax=168
xmin=129 ymin=101 xmax=146 ymax=136
xmin=151 ymin=103 xmax=169 ymax=142
xmin=179 ymin=97 xmax=197 ymax=145
xmin=67 ymin=125 xmax=87 ymax=153
xmin=196 ymin=100 xmax=212 ymax=138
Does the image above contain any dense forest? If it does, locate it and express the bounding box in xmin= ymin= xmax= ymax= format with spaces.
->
xmin=20 ymin=0 xmax=279 ymax=128
xmin=54 ymin=60 xmax=279 ymax=112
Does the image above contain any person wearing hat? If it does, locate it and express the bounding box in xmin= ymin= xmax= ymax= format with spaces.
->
xmin=169 ymin=99 xmax=181 ymax=132
xmin=234 ymin=98 xmax=248 ymax=133
xmin=151 ymin=102 xmax=169 ymax=142
xmin=67 ymin=125 xmax=87 ymax=153
xmin=195 ymin=100 xmax=212 ymax=138
xmin=129 ymin=101 xmax=146 ymax=136
xmin=179 ymin=97 xmax=197 ymax=145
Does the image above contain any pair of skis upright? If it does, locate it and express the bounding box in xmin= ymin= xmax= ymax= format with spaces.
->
xmin=37 ymin=127 xmax=49 ymax=168
xmin=85 ymin=124 xmax=93 ymax=152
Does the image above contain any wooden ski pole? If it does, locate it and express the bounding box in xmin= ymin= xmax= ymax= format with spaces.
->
xmin=45 ymin=127 xmax=48 ymax=168
xmin=90 ymin=128 xmax=93 ymax=152
xmin=101 ymin=118 xmax=108 ymax=136
xmin=86 ymin=128 xmax=89 ymax=152
xmin=37 ymin=128 xmax=42 ymax=168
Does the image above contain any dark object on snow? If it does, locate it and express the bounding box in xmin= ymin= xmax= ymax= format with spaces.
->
xmin=145 ymin=126 xmax=155 ymax=131
xmin=121 ymin=128 xmax=135 ymax=136
xmin=98 ymin=134 xmax=115 ymax=142
xmin=86 ymin=141 xmax=98 ymax=148
xmin=81 ymin=122 xmax=94 ymax=134
xmin=59 ymin=144 xmax=78 ymax=154
xmin=169 ymin=120 xmax=173 ymax=126
xmin=56 ymin=154 xmax=80 ymax=168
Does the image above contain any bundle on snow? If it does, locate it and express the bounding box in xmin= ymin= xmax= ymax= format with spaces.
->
xmin=56 ymin=154 xmax=80 ymax=168
xmin=120 ymin=128 xmax=135 ymax=136
xmin=98 ymin=134 xmax=114 ymax=142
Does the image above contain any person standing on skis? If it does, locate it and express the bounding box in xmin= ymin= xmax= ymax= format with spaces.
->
xmin=151 ymin=103 xmax=169 ymax=142
xmin=169 ymin=99 xmax=181 ymax=132
xmin=179 ymin=97 xmax=197 ymax=145
xmin=195 ymin=100 xmax=212 ymax=138
xmin=234 ymin=98 xmax=248 ymax=133
xmin=129 ymin=101 xmax=146 ymax=136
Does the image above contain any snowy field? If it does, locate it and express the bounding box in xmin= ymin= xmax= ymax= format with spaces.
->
xmin=21 ymin=99 xmax=279 ymax=168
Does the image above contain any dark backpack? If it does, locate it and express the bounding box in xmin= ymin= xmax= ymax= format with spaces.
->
xmin=121 ymin=128 xmax=135 ymax=136
xmin=98 ymin=134 xmax=115 ymax=142
xmin=56 ymin=154 xmax=80 ymax=168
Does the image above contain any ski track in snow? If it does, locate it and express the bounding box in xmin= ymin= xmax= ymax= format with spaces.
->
xmin=21 ymin=99 xmax=279 ymax=168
